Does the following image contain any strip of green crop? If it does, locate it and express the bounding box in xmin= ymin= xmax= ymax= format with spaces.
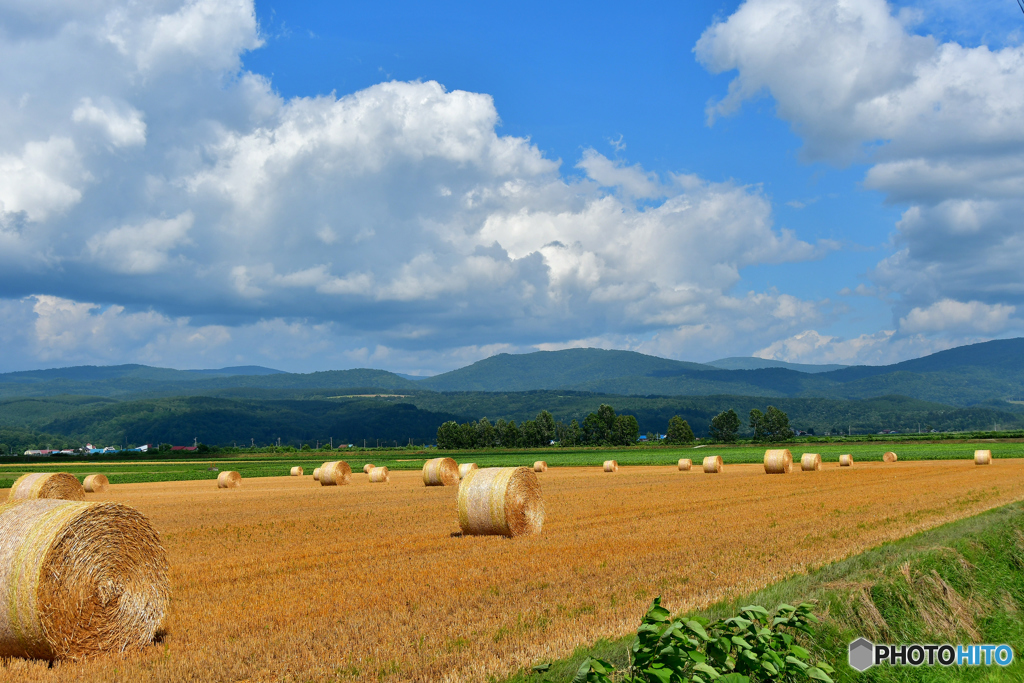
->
xmin=502 ymin=501 xmax=1024 ymax=682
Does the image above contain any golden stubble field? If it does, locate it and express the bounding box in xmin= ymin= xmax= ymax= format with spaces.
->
xmin=3 ymin=460 xmax=1024 ymax=682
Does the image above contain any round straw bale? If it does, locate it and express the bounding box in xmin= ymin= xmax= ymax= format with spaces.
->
xmin=422 ymin=457 xmax=459 ymax=486
xmin=839 ymin=453 xmax=853 ymax=467
xmin=362 ymin=463 xmax=375 ymax=474
xmin=702 ymin=455 xmax=723 ymax=474
xmin=975 ymin=449 xmax=992 ymax=465
xmin=0 ymin=499 xmax=169 ymax=660
xmin=678 ymin=458 xmax=692 ymax=471
xmin=603 ymin=460 xmax=618 ymax=473
xmin=82 ymin=474 xmax=109 ymax=494
xmin=290 ymin=466 xmax=304 ymax=477
xmin=458 ymin=463 xmax=478 ymax=479
xmin=533 ymin=461 xmax=548 ymax=473
xmin=800 ymin=453 xmax=822 ymax=472
xmin=313 ymin=467 xmax=321 ymax=481
xmin=883 ymin=451 xmax=898 ymax=463
xmin=763 ymin=449 xmax=793 ymax=475
xmin=368 ymin=466 xmax=390 ymax=483
xmin=8 ymin=473 xmax=85 ymax=502
xmin=217 ymin=471 xmax=241 ymax=488
xmin=320 ymin=461 xmax=352 ymax=486
xmin=458 ymin=467 xmax=544 ymax=537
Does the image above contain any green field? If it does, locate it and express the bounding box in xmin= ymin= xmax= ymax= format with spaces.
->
xmin=0 ymin=440 xmax=1017 ymax=489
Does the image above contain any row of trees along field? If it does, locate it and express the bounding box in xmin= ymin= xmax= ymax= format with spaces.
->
xmin=436 ymin=404 xmax=795 ymax=449
xmin=436 ymin=405 xmax=642 ymax=449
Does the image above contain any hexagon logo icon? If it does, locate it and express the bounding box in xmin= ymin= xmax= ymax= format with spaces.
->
xmin=849 ymin=638 xmax=875 ymax=672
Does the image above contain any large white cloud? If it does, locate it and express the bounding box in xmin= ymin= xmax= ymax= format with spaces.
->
xmin=0 ymin=0 xmax=837 ymax=372
xmin=698 ymin=0 xmax=1024 ymax=361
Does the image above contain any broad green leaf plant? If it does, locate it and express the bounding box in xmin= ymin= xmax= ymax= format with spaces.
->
xmin=535 ymin=598 xmax=835 ymax=683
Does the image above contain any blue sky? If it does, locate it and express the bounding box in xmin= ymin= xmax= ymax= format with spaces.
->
xmin=0 ymin=0 xmax=1021 ymax=374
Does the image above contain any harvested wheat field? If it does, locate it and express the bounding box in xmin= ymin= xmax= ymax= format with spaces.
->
xmin=4 ymin=460 xmax=1024 ymax=682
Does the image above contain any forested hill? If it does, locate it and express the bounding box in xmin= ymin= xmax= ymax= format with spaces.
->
xmin=3 ymin=338 xmax=1024 ymax=407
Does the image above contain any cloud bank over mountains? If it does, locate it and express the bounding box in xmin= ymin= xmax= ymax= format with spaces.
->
xmin=0 ymin=0 xmax=1019 ymax=373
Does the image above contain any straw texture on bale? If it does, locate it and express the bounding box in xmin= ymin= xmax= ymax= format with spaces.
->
xmin=368 ymin=466 xmax=390 ymax=483
xmin=839 ymin=454 xmax=854 ymax=467
xmin=458 ymin=463 xmax=478 ymax=479
xmin=8 ymin=473 xmax=85 ymax=502
xmin=422 ymin=457 xmax=460 ymax=487
xmin=883 ymin=451 xmax=898 ymax=463
xmin=217 ymin=471 xmax=241 ymax=488
xmin=975 ymin=450 xmax=992 ymax=466
xmin=457 ymin=467 xmax=544 ymax=537
xmin=678 ymin=459 xmax=692 ymax=471
xmin=801 ymin=453 xmax=822 ymax=472
xmin=289 ymin=466 xmax=303 ymax=477
xmin=763 ymin=449 xmax=793 ymax=475
xmin=319 ymin=461 xmax=352 ymax=486
xmin=313 ymin=467 xmax=321 ymax=481
xmin=0 ymin=499 xmax=169 ymax=660
xmin=362 ymin=463 xmax=375 ymax=474
xmin=603 ymin=460 xmax=618 ymax=473
xmin=533 ymin=461 xmax=548 ymax=473
xmin=82 ymin=474 xmax=109 ymax=494
xmin=703 ymin=456 xmax=723 ymax=474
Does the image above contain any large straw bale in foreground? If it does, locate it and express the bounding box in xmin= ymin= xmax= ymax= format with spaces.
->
xmin=801 ymin=453 xmax=822 ymax=471
xmin=603 ymin=460 xmax=618 ymax=473
xmin=83 ymin=474 xmax=109 ymax=494
xmin=313 ymin=467 xmax=321 ymax=481
xmin=975 ymin=450 xmax=992 ymax=465
xmin=533 ymin=461 xmax=548 ymax=473
xmin=458 ymin=463 xmax=478 ymax=479
xmin=368 ymin=466 xmax=390 ymax=483
xmin=217 ymin=471 xmax=241 ymax=488
xmin=839 ymin=454 xmax=853 ymax=467
xmin=320 ymin=461 xmax=352 ymax=486
xmin=763 ymin=449 xmax=793 ymax=475
xmin=289 ymin=466 xmax=303 ymax=477
xmin=422 ymin=457 xmax=460 ymax=487
xmin=457 ymin=467 xmax=544 ymax=537
xmin=678 ymin=459 xmax=692 ymax=471
xmin=0 ymin=499 xmax=169 ymax=660
xmin=703 ymin=456 xmax=723 ymax=474
xmin=883 ymin=451 xmax=898 ymax=463
xmin=9 ymin=473 xmax=85 ymax=502
xmin=362 ymin=463 xmax=375 ymax=474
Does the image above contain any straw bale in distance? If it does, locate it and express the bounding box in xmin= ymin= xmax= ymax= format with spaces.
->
xmin=839 ymin=454 xmax=853 ymax=467
xmin=217 ymin=471 xmax=241 ymax=488
xmin=533 ymin=461 xmax=548 ymax=473
xmin=458 ymin=463 xmax=478 ymax=478
xmin=8 ymin=473 xmax=85 ymax=502
xmin=603 ymin=460 xmax=618 ymax=473
xmin=763 ymin=449 xmax=793 ymax=475
xmin=0 ymin=499 xmax=169 ymax=660
xmin=289 ymin=466 xmax=303 ymax=477
xmin=320 ymin=461 xmax=352 ymax=486
xmin=975 ymin=450 xmax=992 ymax=466
xmin=457 ymin=467 xmax=544 ymax=537
xmin=313 ymin=467 xmax=321 ymax=481
xmin=801 ymin=453 xmax=822 ymax=472
xmin=678 ymin=458 xmax=692 ymax=471
xmin=82 ymin=474 xmax=109 ymax=494
xmin=422 ymin=457 xmax=460 ymax=486
xmin=369 ymin=466 xmax=390 ymax=483
xmin=883 ymin=451 xmax=898 ymax=463
xmin=703 ymin=456 xmax=723 ymax=474
xmin=363 ymin=463 xmax=375 ymax=474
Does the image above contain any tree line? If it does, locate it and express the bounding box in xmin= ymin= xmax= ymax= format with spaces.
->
xmin=436 ymin=405 xmax=643 ymax=449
